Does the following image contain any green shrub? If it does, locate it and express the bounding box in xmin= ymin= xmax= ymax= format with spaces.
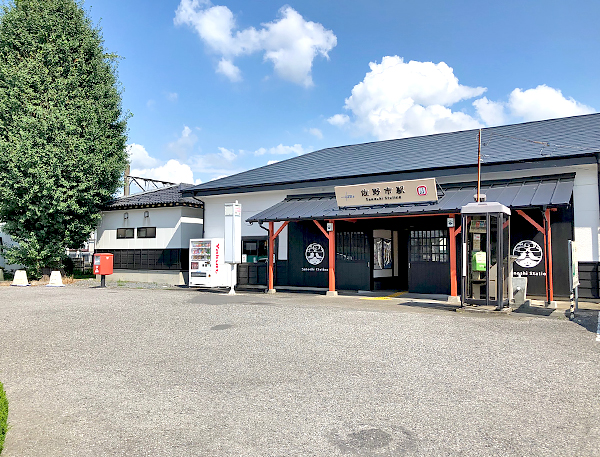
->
xmin=0 ymin=381 xmax=8 ymax=454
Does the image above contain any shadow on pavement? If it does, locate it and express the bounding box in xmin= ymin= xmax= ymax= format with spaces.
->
xmin=511 ymin=304 xmax=554 ymax=316
xmin=568 ymin=309 xmax=599 ymax=335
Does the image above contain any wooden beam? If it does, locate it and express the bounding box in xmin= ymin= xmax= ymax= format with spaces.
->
xmin=449 ymin=222 xmax=458 ymax=296
xmin=516 ymin=209 xmax=544 ymax=233
xmin=328 ymin=220 xmax=336 ymax=293
xmin=268 ymin=221 xmax=275 ymax=292
xmin=313 ymin=220 xmax=329 ymax=238
xmin=545 ymin=208 xmax=554 ymax=303
xmin=273 ymin=221 xmax=289 ymax=239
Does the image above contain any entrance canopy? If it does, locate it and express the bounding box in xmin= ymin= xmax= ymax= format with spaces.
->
xmin=247 ymin=174 xmax=574 ymax=224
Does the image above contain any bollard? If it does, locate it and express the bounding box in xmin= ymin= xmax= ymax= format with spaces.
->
xmin=47 ymin=271 xmax=65 ymax=287
xmin=11 ymin=270 xmax=30 ymax=286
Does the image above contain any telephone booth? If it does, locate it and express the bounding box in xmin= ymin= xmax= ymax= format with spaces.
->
xmin=461 ymin=202 xmax=511 ymax=310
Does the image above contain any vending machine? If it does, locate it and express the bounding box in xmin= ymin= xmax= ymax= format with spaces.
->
xmin=189 ymin=238 xmax=230 ymax=287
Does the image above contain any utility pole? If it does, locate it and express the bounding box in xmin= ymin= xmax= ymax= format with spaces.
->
xmin=477 ymin=129 xmax=482 ymax=202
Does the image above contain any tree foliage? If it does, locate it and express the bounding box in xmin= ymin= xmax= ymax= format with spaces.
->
xmin=0 ymin=0 xmax=129 ymax=272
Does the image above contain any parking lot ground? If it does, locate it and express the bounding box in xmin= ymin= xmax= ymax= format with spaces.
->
xmin=1 ymin=283 xmax=599 ymax=456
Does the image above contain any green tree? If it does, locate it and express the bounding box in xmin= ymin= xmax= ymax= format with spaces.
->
xmin=0 ymin=0 xmax=129 ymax=276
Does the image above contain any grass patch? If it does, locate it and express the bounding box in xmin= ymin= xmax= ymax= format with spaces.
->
xmin=0 ymin=381 xmax=8 ymax=454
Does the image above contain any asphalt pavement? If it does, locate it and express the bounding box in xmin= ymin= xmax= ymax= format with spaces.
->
xmin=0 ymin=282 xmax=599 ymax=456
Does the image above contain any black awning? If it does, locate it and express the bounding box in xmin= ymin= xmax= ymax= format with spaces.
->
xmin=247 ymin=174 xmax=575 ymax=223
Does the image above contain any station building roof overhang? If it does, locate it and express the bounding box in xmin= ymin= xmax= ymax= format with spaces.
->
xmin=246 ymin=174 xmax=575 ymax=224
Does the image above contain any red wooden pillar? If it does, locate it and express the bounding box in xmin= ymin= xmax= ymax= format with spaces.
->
xmin=545 ymin=208 xmax=554 ymax=303
xmin=313 ymin=220 xmax=337 ymax=296
xmin=268 ymin=221 xmax=275 ymax=292
xmin=328 ymin=220 xmax=336 ymax=293
xmin=449 ymin=216 xmax=458 ymax=297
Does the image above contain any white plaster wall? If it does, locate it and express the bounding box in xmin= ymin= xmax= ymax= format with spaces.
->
xmin=202 ymin=185 xmax=337 ymax=261
xmin=572 ymin=165 xmax=600 ymax=261
xmin=96 ymin=207 xmax=203 ymax=250
xmin=180 ymin=207 xmax=205 ymax=245
xmin=204 ymin=191 xmax=285 ymax=260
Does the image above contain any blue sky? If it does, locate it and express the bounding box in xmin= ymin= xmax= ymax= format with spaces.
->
xmin=84 ymin=0 xmax=600 ymax=186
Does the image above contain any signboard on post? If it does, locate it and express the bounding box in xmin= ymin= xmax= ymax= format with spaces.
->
xmin=568 ymin=240 xmax=579 ymax=289
xmin=224 ymin=202 xmax=241 ymax=295
xmin=334 ymin=178 xmax=438 ymax=208
xmin=224 ymin=202 xmax=242 ymax=263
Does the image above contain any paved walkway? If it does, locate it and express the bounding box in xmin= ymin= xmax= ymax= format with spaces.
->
xmin=1 ymin=283 xmax=599 ymax=456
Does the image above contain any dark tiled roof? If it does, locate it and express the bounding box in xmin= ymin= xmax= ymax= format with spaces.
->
xmin=104 ymin=184 xmax=202 ymax=210
xmin=247 ymin=174 xmax=575 ymax=222
xmin=187 ymin=114 xmax=600 ymax=196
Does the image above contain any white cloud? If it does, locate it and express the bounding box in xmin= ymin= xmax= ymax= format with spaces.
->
xmin=473 ymin=97 xmax=506 ymax=126
xmin=187 ymin=150 xmax=245 ymax=181
xmin=308 ymin=127 xmax=323 ymax=139
xmin=267 ymin=160 xmax=279 ymax=165
xmin=127 ymin=141 xmax=199 ymax=188
xmin=218 ymin=146 xmax=237 ymax=161
xmin=166 ymin=92 xmax=179 ymax=102
xmin=167 ymin=125 xmax=198 ymax=159
xmin=327 ymin=113 xmax=350 ymax=127
xmin=216 ymin=58 xmax=242 ymax=82
xmin=330 ymin=56 xmax=486 ymax=140
xmin=507 ymin=85 xmax=594 ymax=121
xmin=254 ymin=143 xmax=306 ymax=155
xmin=133 ymin=159 xmax=195 ymax=184
xmin=127 ymin=143 xmax=160 ymax=169
xmin=174 ymin=2 xmax=336 ymax=86
xmin=146 ymin=99 xmax=156 ymax=109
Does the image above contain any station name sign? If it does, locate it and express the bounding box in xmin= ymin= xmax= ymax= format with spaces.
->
xmin=335 ymin=178 xmax=438 ymax=208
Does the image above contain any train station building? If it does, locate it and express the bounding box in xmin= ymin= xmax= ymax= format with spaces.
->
xmin=183 ymin=114 xmax=600 ymax=299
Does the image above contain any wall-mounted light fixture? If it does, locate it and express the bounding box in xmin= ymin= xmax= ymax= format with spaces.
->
xmin=123 ymin=212 xmax=129 ymax=220
xmin=144 ymin=211 xmax=149 ymax=218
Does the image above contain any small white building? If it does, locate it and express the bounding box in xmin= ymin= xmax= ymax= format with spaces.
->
xmin=95 ymin=184 xmax=204 ymax=285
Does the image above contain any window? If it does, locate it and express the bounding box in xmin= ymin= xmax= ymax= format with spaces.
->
xmin=137 ymin=227 xmax=156 ymax=239
xmin=336 ymin=231 xmax=369 ymax=261
xmin=410 ymin=230 xmax=448 ymax=263
xmin=117 ymin=228 xmax=134 ymax=239
xmin=242 ymin=238 xmax=268 ymax=263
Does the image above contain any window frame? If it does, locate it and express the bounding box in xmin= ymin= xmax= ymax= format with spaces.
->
xmin=117 ymin=228 xmax=134 ymax=239
xmin=137 ymin=227 xmax=157 ymax=239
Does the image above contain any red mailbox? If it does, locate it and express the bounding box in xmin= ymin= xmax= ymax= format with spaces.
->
xmin=93 ymin=253 xmax=113 ymax=275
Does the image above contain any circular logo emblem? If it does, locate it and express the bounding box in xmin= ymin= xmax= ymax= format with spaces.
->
xmin=513 ymin=240 xmax=543 ymax=268
xmin=305 ymin=243 xmax=325 ymax=265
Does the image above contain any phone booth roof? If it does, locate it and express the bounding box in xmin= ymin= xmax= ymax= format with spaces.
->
xmin=461 ymin=201 xmax=511 ymax=215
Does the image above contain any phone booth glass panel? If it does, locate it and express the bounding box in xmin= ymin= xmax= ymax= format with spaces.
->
xmin=461 ymin=202 xmax=511 ymax=309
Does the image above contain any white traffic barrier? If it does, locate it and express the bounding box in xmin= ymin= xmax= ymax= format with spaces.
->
xmin=47 ymin=271 xmax=65 ymax=287
xmin=11 ymin=270 xmax=30 ymax=287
